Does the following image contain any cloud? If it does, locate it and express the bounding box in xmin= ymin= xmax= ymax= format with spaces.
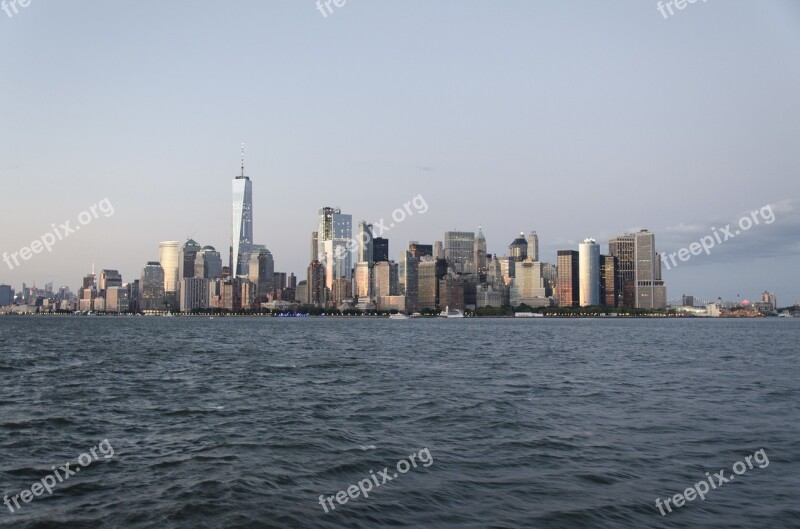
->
xmin=658 ymin=198 xmax=800 ymax=267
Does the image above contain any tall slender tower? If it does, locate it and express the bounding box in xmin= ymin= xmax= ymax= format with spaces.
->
xmin=232 ymin=144 xmax=254 ymax=278
xmin=474 ymin=226 xmax=487 ymax=273
xmin=527 ymin=231 xmax=539 ymax=262
xmin=578 ymin=239 xmax=600 ymax=306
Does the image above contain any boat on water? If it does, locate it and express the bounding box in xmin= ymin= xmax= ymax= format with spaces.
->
xmin=441 ymin=306 xmax=464 ymax=318
xmin=778 ymin=312 xmax=794 ymax=318
xmin=389 ymin=313 xmax=409 ymax=320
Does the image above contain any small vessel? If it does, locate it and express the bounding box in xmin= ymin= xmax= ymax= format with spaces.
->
xmin=389 ymin=313 xmax=408 ymax=320
xmin=778 ymin=312 xmax=794 ymax=318
xmin=441 ymin=306 xmax=464 ymax=318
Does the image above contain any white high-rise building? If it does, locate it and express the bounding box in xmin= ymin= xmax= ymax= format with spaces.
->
xmin=232 ymin=147 xmax=253 ymax=278
xmin=159 ymin=241 xmax=180 ymax=302
xmin=317 ymin=207 xmax=353 ymax=289
xmin=579 ymin=238 xmax=600 ymax=307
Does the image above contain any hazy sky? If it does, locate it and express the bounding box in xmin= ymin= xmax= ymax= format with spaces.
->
xmin=1 ymin=1 xmax=799 ymax=304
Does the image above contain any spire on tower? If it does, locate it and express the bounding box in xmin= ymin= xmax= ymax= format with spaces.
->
xmin=240 ymin=141 xmax=245 ymax=178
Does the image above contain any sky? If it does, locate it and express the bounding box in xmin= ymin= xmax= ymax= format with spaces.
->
xmin=1 ymin=0 xmax=799 ymax=305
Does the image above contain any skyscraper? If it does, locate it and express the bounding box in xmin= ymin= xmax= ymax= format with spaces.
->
xmin=508 ymin=232 xmax=528 ymax=262
xmin=599 ymin=255 xmax=618 ymax=307
xmin=444 ymin=231 xmax=475 ymax=273
xmin=433 ymin=241 xmax=444 ymax=260
xmin=579 ymin=239 xmax=600 ymax=306
xmin=180 ymin=277 xmax=210 ymax=312
xmin=140 ymin=261 xmax=166 ymax=312
xmin=373 ymin=261 xmax=399 ymax=298
xmin=474 ymin=227 xmax=487 ymax=274
xmin=400 ymin=249 xmax=419 ymax=312
xmin=310 ymin=232 xmax=319 ymax=262
xmin=609 ymin=234 xmax=635 ymax=307
xmin=354 ymin=221 xmax=374 ymax=300
xmin=232 ymin=147 xmax=253 ymax=278
xmin=417 ymin=257 xmax=447 ymax=310
xmin=159 ymin=241 xmax=180 ymax=309
xmin=249 ymin=248 xmax=274 ymax=301
xmin=0 ymin=285 xmax=13 ymax=307
xmin=307 ymin=260 xmax=326 ymax=307
xmin=317 ymin=207 xmax=353 ymax=289
xmin=99 ymin=270 xmax=122 ymax=292
xmin=354 ymin=262 xmax=372 ymax=299
xmin=179 ymin=239 xmax=202 ymax=280
xmin=357 ymin=221 xmax=373 ymax=264
xmin=510 ymin=260 xmax=547 ymax=307
xmin=408 ymin=242 xmax=433 ymax=260
xmin=196 ymin=246 xmax=222 ymax=279
xmin=557 ymin=250 xmax=579 ymax=307
xmin=527 ymin=231 xmax=539 ymax=262
xmin=373 ymin=237 xmax=389 ymax=262
xmin=634 ymin=230 xmax=666 ymax=309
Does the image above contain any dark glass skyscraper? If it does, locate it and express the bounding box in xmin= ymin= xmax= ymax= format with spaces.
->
xmin=373 ymin=238 xmax=389 ymax=262
xmin=557 ymin=250 xmax=579 ymax=307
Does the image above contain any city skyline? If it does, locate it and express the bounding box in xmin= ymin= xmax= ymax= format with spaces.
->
xmin=0 ymin=159 xmax=795 ymax=307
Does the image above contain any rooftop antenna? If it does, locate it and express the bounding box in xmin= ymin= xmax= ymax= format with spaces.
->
xmin=240 ymin=141 xmax=245 ymax=178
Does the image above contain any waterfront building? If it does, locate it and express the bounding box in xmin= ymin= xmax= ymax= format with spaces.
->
xmin=180 ymin=277 xmax=210 ymax=312
xmin=609 ymin=234 xmax=635 ymax=307
xmin=634 ymin=230 xmax=666 ymax=310
xmin=578 ymin=239 xmax=600 ymax=306
xmin=600 ymin=255 xmax=618 ymax=307
xmin=159 ymin=241 xmax=180 ymax=309
xmin=140 ymin=261 xmax=166 ymax=312
xmin=557 ymin=250 xmax=579 ymax=307
xmin=373 ymin=261 xmax=399 ymax=298
xmin=510 ymin=260 xmax=548 ymax=307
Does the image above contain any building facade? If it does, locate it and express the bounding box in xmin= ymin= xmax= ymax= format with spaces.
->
xmin=578 ymin=239 xmax=600 ymax=307
xmin=557 ymin=250 xmax=579 ymax=307
xmin=444 ymin=231 xmax=475 ymax=273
